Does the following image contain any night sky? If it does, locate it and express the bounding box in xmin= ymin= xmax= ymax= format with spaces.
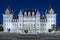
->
xmin=0 ymin=0 xmax=60 ymax=28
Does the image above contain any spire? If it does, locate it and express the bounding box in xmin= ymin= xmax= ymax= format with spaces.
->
xmin=36 ymin=10 xmax=40 ymax=14
xmin=19 ymin=10 xmax=22 ymax=14
xmin=18 ymin=10 xmax=23 ymax=16
xmin=47 ymin=5 xmax=55 ymax=14
xmin=5 ymin=5 xmax=12 ymax=14
xmin=47 ymin=5 xmax=51 ymax=13
xmin=7 ymin=5 xmax=12 ymax=12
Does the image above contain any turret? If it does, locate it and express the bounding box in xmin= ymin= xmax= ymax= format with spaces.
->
xmin=24 ymin=11 xmax=27 ymax=16
xmin=36 ymin=10 xmax=40 ymax=33
xmin=3 ymin=6 xmax=13 ymax=22
xmin=18 ymin=10 xmax=23 ymax=16
xmin=18 ymin=10 xmax=23 ymax=30
xmin=3 ymin=5 xmax=13 ymax=32
xmin=36 ymin=10 xmax=40 ymax=16
xmin=46 ymin=6 xmax=56 ymax=32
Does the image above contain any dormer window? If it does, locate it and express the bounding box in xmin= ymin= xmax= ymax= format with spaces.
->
xmin=32 ymin=12 xmax=35 ymax=16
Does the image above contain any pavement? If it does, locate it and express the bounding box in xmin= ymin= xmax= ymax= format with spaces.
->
xmin=0 ymin=32 xmax=60 ymax=40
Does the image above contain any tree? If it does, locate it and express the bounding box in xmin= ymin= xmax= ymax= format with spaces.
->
xmin=52 ymin=24 xmax=56 ymax=31
xmin=0 ymin=25 xmax=3 ymax=31
xmin=0 ymin=22 xmax=3 ymax=31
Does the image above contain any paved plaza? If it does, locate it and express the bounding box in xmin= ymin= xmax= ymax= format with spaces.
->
xmin=0 ymin=32 xmax=60 ymax=40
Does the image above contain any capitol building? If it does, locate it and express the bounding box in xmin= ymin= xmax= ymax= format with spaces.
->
xmin=3 ymin=6 xmax=56 ymax=34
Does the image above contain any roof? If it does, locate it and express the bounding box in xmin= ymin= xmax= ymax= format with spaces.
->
xmin=46 ymin=5 xmax=55 ymax=14
xmin=22 ymin=8 xmax=37 ymax=16
xmin=7 ymin=5 xmax=12 ymax=12
xmin=22 ymin=8 xmax=36 ymax=12
xmin=40 ymin=15 xmax=46 ymax=19
xmin=13 ymin=16 xmax=18 ymax=19
xmin=5 ymin=5 xmax=14 ymax=14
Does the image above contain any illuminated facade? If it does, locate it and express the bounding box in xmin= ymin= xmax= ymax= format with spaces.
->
xmin=3 ymin=6 xmax=56 ymax=34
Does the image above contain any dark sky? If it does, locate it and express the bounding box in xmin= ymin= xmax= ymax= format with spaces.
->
xmin=0 ymin=0 xmax=60 ymax=28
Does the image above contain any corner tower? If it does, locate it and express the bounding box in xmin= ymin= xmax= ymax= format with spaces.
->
xmin=3 ymin=5 xmax=13 ymax=32
xmin=46 ymin=6 xmax=56 ymax=32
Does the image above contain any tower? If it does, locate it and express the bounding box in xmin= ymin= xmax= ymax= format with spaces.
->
xmin=18 ymin=10 xmax=23 ymax=33
xmin=36 ymin=10 xmax=40 ymax=33
xmin=3 ymin=6 xmax=13 ymax=32
xmin=46 ymin=6 xmax=56 ymax=32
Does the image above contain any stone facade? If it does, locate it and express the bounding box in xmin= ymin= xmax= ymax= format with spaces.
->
xmin=3 ymin=6 xmax=56 ymax=34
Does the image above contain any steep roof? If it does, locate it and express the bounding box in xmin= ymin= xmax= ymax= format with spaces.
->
xmin=47 ymin=5 xmax=55 ymax=14
xmin=5 ymin=5 xmax=14 ymax=14
xmin=22 ymin=8 xmax=37 ymax=16
xmin=7 ymin=5 xmax=12 ymax=12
